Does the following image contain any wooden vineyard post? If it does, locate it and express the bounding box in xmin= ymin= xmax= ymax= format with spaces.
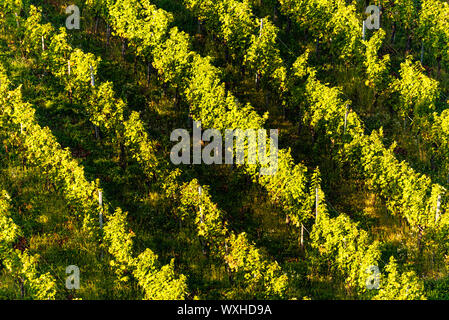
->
xmin=67 ymin=60 xmax=73 ymax=102
xmin=90 ymin=65 xmax=95 ymax=87
xmin=106 ymin=23 xmax=110 ymax=47
xmin=94 ymin=125 xmax=100 ymax=140
xmin=186 ymin=106 xmax=192 ymax=128
xmin=99 ymin=190 xmax=104 ymax=259
xmin=253 ymin=19 xmax=263 ymax=87
xmin=421 ymin=41 xmax=424 ymax=64
xmin=436 ymin=194 xmax=441 ymax=223
xmin=344 ymin=105 xmax=349 ymax=135
xmin=99 ymin=190 xmax=103 ymax=229
xmin=121 ymin=38 xmax=126 ymax=58
xmin=224 ymin=240 xmax=233 ymax=284
xmin=197 ymin=18 xmax=201 ymax=34
xmin=432 ymin=194 xmax=442 ymax=267
xmin=14 ymin=13 xmax=19 ymax=28
xmin=362 ymin=20 xmax=366 ymax=40
xmin=90 ymin=65 xmax=100 ymax=140
xmin=198 ymin=186 xmax=206 ymax=255
xmin=147 ymin=61 xmax=151 ymax=85
xmin=199 ymin=186 xmax=204 ymax=224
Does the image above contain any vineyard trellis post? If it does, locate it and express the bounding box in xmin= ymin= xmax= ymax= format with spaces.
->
xmin=254 ymin=18 xmax=263 ymax=87
xmin=199 ymin=186 xmax=204 ymax=224
xmin=90 ymin=65 xmax=95 ymax=87
xmin=14 ymin=12 xmax=19 ymax=28
xmin=106 ymin=23 xmax=110 ymax=47
xmin=421 ymin=41 xmax=424 ymax=64
xmin=98 ymin=190 xmax=104 ymax=260
xmin=224 ymin=240 xmax=233 ymax=284
xmin=146 ymin=60 xmax=151 ymax=85
xmin=90 ymin=64 xmax=100 ymax=139
xmin=94 ymin=124 xmax=100 ymax=139
xmin=198 ymin=186 xmax=206 ymax=255
xmin=68 ymin=60 xmax=72 ymax=102
xmin=344 ymin=105 xmax=349 ymax=135
xmin=436 ymin=194 xmax=441 ymax=223
xmin=99 ymin=190 xmax=103 ymax=229
xmin=121 ymin=38 xmax=126 ymax=58
xmin=20 ymin=279 xmax=24 ymax=298
xmin=362 ymin=20 xmax=366 ymax=40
